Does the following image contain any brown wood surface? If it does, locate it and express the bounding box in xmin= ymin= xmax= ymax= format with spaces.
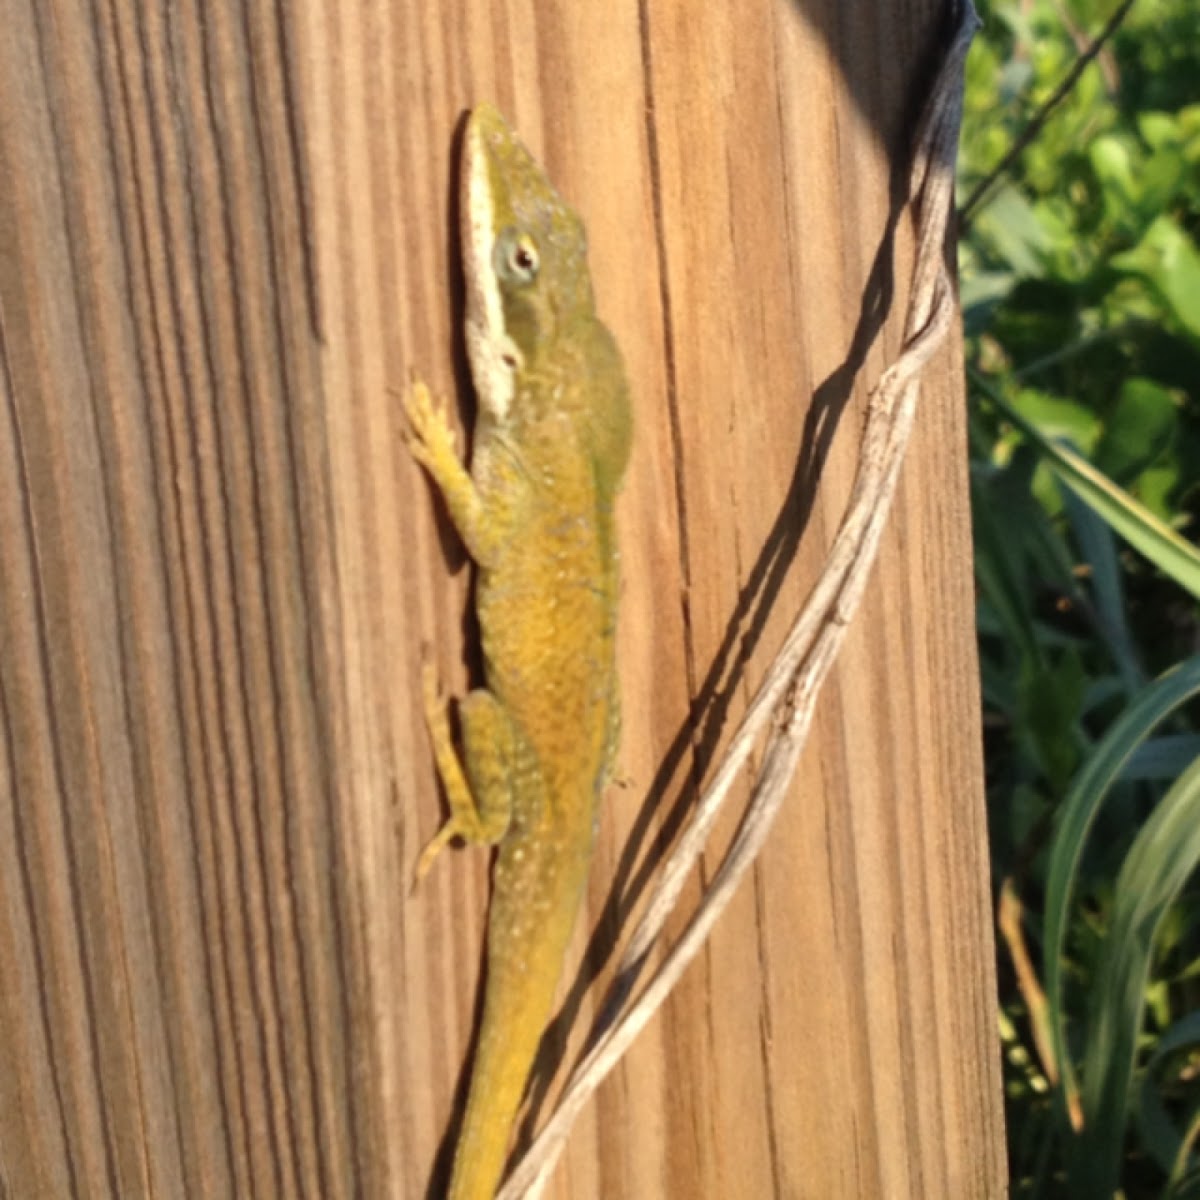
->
xmin=0 ymin=1 xmax=1005 ymax=1197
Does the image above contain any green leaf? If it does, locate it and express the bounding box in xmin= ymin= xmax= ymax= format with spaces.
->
xmin=1014 ymin=387 xmax=1099 ymax=450
xmin=1090 ymin=133 xmax=1140 ymax=221
xmin=1138 ymin=110 xmax=1182 ymax=151
xmin=1093 ymin=376 xmax=1178 ymax=485
xmin=961 ymin=269 xmax=1018 ymax=335
xmin=1136 ymin=462 xmax=1184 ymax=522
xmin=976 ymin=183 xmax=1054 ymax=278
xmin=1112 ymin=216 xmax=1200 ymax=343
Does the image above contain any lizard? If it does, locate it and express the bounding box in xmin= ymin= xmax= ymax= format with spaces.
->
xmin=403 ymin=103 xmax=632 ymax=1200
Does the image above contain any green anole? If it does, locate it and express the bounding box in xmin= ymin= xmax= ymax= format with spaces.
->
xmin=404 ymin=104 xmax=632 ymax=1200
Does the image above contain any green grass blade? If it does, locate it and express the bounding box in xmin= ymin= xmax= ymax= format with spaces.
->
xmin=1043 ymin=658 xmax=1200 ymax=1155
xmin=1069 ymin=754 xmax=1200 ymax=1195
xmin=1125 ymin=734 xmax=1200 ymax=782
xmin=1049 ymin=444 xmax=1200 ymax=602
xmin=971 ymin=372 xmax=1200 ymax=600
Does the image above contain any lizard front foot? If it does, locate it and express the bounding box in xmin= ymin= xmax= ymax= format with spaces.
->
xmin=402 ymin=379 xmax=460 ymax=476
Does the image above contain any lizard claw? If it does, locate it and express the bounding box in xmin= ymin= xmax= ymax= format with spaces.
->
xmin=403 ymin=379 xmax=458 ymax=469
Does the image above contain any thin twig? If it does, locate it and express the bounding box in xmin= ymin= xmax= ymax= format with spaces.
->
xmin=996 ymin=878 xmax=1085 ymax=1129
xmin=498 ymin=3 xmax=981 ymax=1195
xmin=997 ymin=880 xmax=1057 ymax=1082
xmin=959 ymin=0 xmax=1137 ymax=229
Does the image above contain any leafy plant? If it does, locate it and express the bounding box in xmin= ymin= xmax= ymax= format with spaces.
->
xmin=960 ymin=0 xmax=1200 ymax=1194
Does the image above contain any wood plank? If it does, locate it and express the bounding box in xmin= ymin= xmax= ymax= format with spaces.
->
xmin=0 ymin=0 xmax=1005 ymax=1196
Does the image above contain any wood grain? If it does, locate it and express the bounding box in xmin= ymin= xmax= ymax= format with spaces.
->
xmin=0 ymin=0 xmax=1006 ymax=1197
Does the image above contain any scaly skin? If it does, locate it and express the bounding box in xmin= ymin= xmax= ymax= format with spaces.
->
xmin=405 ymin=104 xmax=631 ymax=1200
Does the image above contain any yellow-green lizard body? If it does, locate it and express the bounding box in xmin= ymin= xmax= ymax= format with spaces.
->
xmin=405 ymin=104 xmax=631 ymax=1200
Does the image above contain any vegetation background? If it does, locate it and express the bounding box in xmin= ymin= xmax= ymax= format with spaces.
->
xmin=959 ymin=0 xmax=1200 ymax=1194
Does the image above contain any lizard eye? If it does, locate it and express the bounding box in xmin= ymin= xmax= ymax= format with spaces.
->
xmin=496 ymin=230 xmax=540 ymax=285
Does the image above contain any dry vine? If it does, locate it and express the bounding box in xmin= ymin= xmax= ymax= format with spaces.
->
xmin=500 ymin=4 xmax=980 ymax=1195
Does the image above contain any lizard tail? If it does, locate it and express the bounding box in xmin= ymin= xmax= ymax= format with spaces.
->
xmin=447 ymin=873 xmax=584 ymax=1199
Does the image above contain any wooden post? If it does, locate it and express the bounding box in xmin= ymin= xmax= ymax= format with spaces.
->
xmin=0 ymin=1 xmax=1005 ymax=1196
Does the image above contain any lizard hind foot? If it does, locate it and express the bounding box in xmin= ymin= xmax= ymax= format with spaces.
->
xmin=412 ymin=664 xmax=514 ymax=888
xmin=413 ymin=819 xmax=461 ymax=886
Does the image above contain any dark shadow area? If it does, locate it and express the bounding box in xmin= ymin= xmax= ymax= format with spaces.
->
xmin=787 ymin=0 xmax=959 ymax=164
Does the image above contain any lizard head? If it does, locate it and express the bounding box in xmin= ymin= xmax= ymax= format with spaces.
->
xmin=460 ymin=103 xmax=595 ymax=422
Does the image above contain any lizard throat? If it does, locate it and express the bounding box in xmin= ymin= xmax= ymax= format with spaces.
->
xmin=462 ymin=121 xmax=520 ymax=421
